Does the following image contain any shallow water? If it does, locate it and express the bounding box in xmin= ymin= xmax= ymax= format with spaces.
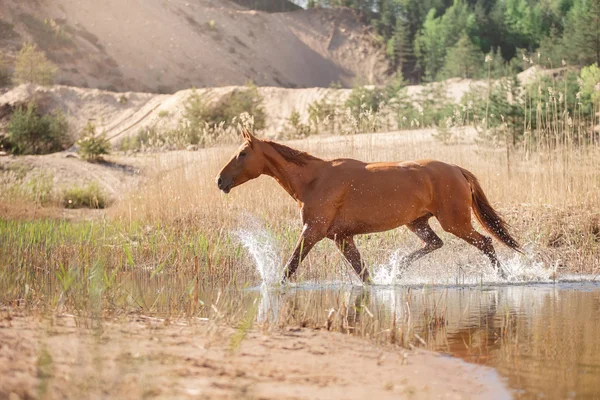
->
xmin=230 ymin=220 xmax=600 ymax=397
xmin=249 ymin=282 xmax=600 ymax=399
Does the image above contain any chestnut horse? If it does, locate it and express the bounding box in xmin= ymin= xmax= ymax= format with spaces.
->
xmin=217 ymin=130 xmax=521 ymax=283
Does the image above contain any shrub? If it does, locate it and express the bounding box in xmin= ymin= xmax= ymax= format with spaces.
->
xmin=181 ymin=89 xmax=210 ymax=145
xmin=7 ymin=102 xmax=69 ymax=155
xmin=207 ymin=82 xmax=266 ymax=130
xmin=284 ymin=109 xmax=311 ymax=138
xmin=308 ymin=97 xmax=337 ymax=134
xmin=13 ymin=42 xmax=57 ymax=86
xmin=77 ymin=122 xmax=111 ymax=161
xmin=345 ymin=86 xmax=385 ymax=119
xmin=62 ymin=182 xmax=109 ymax=209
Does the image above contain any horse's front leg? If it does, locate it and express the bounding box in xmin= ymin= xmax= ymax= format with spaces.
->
xmin=334 ymin=236 xmax=371 ymax=284
xmin=282 ymin=224 xmax=324 ymax=283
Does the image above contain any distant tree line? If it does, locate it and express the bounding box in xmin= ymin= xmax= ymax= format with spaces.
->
xmin=299 ymin=0 xmax=600 ymax=83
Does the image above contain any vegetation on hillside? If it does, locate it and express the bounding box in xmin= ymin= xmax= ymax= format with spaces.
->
xmin=13 ymin=42 xmax=57 ymax=86
xmin=302 ymin=0 xmax=600 ymax=83
xmin=6 ymin=102 xmax=69 ymax=155
xmin=119 ymin=84 xmax=265 ymax=151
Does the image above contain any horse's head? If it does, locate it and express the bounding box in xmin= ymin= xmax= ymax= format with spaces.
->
xmin=216 ymin=129 xmax=265 ymax=194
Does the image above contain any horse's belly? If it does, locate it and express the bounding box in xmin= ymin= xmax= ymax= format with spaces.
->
xmin=330 ymin=201 xmax=424 ymax=236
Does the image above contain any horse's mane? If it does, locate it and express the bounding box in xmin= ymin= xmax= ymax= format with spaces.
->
xmin=265 ymin=140 xmax=321 ymax=166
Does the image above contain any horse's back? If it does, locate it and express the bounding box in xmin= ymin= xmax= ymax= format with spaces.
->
xmin=320 ymin=158 xmax=471 ymax=236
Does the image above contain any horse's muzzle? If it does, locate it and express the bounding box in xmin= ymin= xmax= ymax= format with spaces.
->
xmin=216 ymin=176 xmax=232 ymax=194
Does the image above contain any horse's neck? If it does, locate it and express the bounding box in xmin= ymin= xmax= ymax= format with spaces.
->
xmin=260 ymin=143 xmax=323 ymax=203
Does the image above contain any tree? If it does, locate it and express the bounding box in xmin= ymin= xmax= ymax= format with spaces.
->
xmin=561 ymin=0 xmax=600 ymax=66
xmin=386 ymin=18 xmax=412 ymax=71
xmin=415 ymin=9 xmax=446 ymax=81
xmin=475 ymin=75 xmax=524 ymax=146
xmin=504 ymin=0 xmax=542 ymax=50
xmin=440 ymin=32 xmax=483 ymax=79
xmin=13 ymin=43 xmax=57 ymax=86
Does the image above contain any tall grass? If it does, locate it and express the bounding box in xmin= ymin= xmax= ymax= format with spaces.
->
xmin=2 ymin=59 xmax=600 ymax=318
xmin=2 ymin=128 xmax=599 ymax=314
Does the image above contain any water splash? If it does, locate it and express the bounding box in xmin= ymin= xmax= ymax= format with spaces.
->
xmin=372 ymin=249 xmax=406 ymax=285
xmin=235 ymin=216 xmax=283 ymax=285
xmin=370 ymin=245 xmax=596 ymax=286
xmin=257 ymin=282 xmax=280 ymax=323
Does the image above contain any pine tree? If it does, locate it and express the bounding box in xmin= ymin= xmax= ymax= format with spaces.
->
xmin=415 ymin=9 xmax=445 ymax=81
xmin=387 ymin=18 xmax=412 ymax=72
xmin=441 ymin=32 xmax=483 ymax=79
xmin=561 ymin=0 xmax=600 ymax=66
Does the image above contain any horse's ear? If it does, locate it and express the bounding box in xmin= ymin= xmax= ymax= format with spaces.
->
xmin=241 ymin=128 xmax=256 ymax=146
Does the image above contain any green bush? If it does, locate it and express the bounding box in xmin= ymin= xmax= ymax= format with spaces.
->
xmin=62 ymin=182 xmax=108 ymax=209
xmin=7 ymin=102 xmax=70 ymax=155
xmin=181 ymin=89 xmax=210 ymax=145
xmin=207 ymin=82 xmax=266 ymax=130
xmin=76 ymin=122 xmax=111 ymax=161
xmin=284 ymin=109 xmax=311 ymax=138
xmin=345 ymin=86 xmax=385 ymax=119
xmin=308 ymin=97 xmax=337 ymax=134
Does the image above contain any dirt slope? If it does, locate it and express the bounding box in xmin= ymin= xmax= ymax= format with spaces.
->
xmin=0 ymin=0 xmax=391 ymax=92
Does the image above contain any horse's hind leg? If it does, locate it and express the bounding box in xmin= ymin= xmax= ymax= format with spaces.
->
xmin=437 ymin=214 xmax=505 ymax=278
xmin=334 ymin=236 xmax=371 ymax=283
xmin=401 ymin=215 xmax=444 ymax=269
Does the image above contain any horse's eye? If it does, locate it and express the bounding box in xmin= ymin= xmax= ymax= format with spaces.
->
xmin=239 ymin=152 xmax=247 ymax=158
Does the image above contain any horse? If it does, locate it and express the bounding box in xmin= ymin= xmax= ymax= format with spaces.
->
xmin=216 ymin=129 xmax=521 ymax=283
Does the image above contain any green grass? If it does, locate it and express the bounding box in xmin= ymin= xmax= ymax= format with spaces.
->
xmin=0 ymin=218 xmax=258 ymax=315
xmin=62 ymin=182 xmax=109 ymax=209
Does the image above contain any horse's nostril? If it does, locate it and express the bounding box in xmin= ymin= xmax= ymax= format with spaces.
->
xmin=217 ymin=177 xmax=222 ymax=186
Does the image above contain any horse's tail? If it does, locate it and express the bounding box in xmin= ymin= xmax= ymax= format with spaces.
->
xmin=459 ymin=167 xmax=522 ymax=253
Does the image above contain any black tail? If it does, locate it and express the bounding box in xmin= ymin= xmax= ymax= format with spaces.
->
xmin=460 ymin=167 xmax=522 ymax=252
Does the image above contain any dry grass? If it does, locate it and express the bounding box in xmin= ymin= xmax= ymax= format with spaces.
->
xmin=1 ymin=129 xmax=599 ymax=318
xmin=112 ymin=128 xmax=600 ymax=275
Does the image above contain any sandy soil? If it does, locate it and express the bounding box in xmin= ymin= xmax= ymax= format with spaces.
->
xmin=0 ymin=0 xmax=390 ymax=92
xmin=0 ymin=311 xmax=509 ymax=399
xmin=0 ymin=152 xmax=142 ymax=200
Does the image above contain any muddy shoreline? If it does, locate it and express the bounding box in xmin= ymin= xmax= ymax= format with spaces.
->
xmin=0 ymin=312 xmax=509 ymax=399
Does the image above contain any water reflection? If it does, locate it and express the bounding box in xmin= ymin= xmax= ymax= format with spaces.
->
xmin=254 ymin=282 xmax=600 ymax=399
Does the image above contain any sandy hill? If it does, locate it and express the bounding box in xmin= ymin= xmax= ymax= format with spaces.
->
xmin=0 ymin=77 xmax=489 ymax=144
xmin=0 ymin=0 xmax=391 ymax=93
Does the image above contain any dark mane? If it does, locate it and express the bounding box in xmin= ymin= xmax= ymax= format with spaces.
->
xmin=265 ymin=141 xmax=321 ymax=166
